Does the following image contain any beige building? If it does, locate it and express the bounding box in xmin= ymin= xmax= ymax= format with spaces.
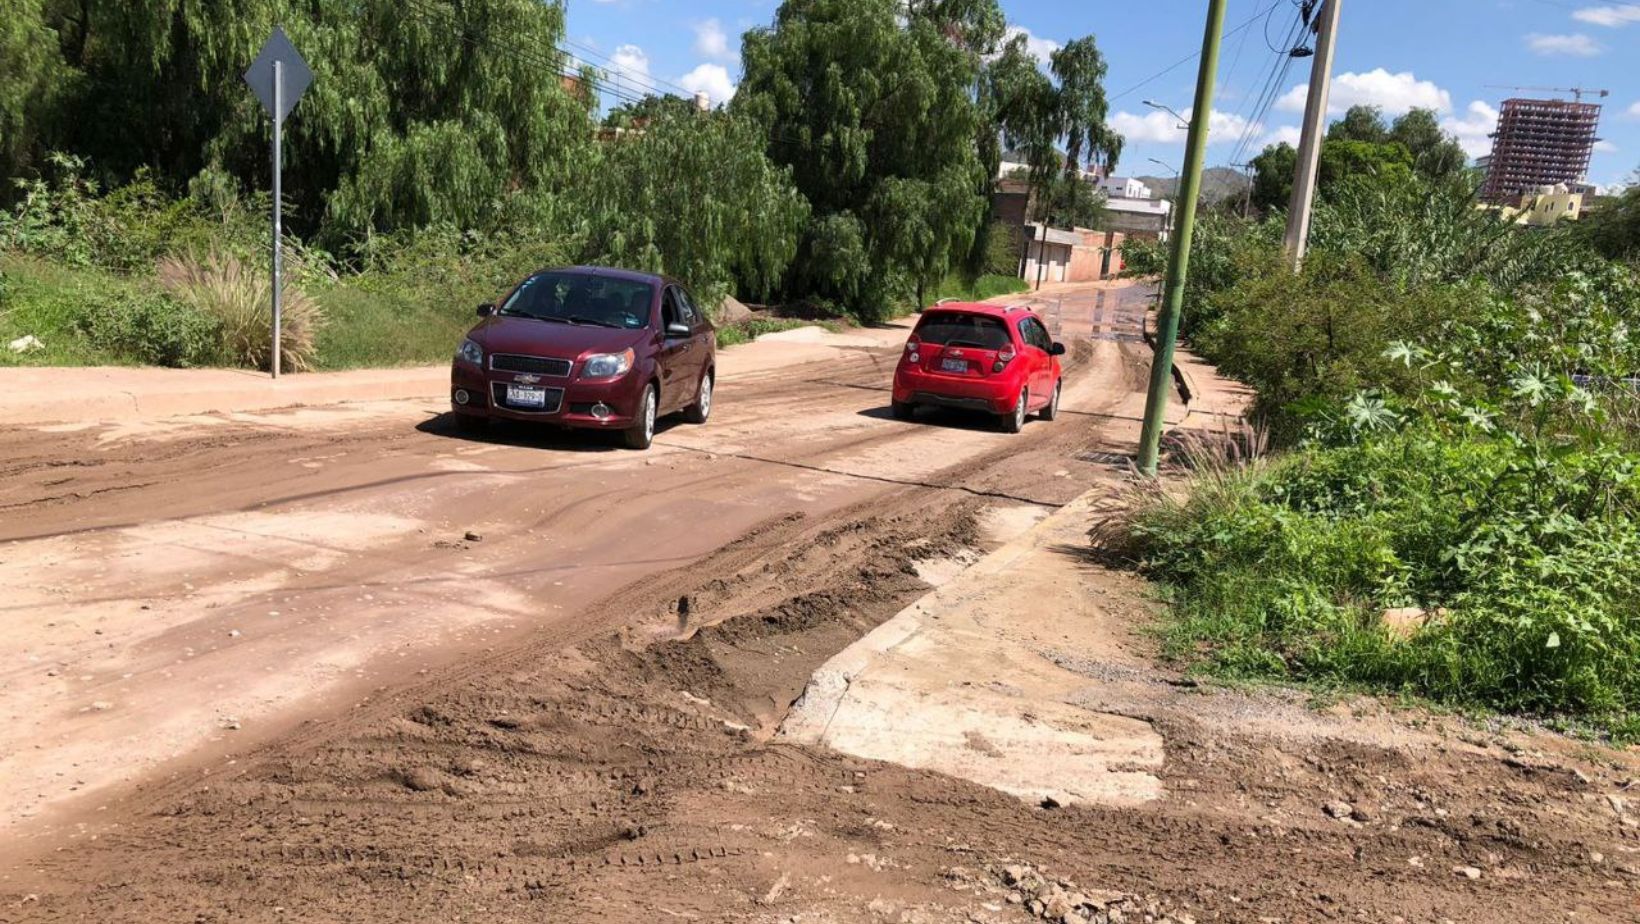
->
xmin=1503 ymin=183 xmax=1585 ymax=226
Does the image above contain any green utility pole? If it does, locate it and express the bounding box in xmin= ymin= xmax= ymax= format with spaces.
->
xmin=1135 ymin=0 xmax=1228 ymax=476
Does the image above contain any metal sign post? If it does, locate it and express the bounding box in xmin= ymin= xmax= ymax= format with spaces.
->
xmin=243 ymin=27 xmax=312 ymax=379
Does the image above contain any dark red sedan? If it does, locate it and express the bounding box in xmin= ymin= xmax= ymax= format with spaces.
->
xmin=450 ymin=266 xmax=715 ymax=449
xmin=890 ymin=302 xmax=1065 ymax=432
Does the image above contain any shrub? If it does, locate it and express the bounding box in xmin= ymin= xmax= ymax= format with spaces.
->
xmin=75 ymin=289 xmax=219 ymax=367
xmin=1118 ymin=427 xmax=1640 ymax=734
xmin=158 ymin=250 xmax=324 ymax=372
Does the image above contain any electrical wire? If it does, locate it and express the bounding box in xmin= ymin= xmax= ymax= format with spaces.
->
xmin=1108 ymin=0 xmax=1288 ymax=103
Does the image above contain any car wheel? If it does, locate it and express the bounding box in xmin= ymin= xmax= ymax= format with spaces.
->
xmin=454 ymin=414 xmax=488 ymax=434
xmin=1001 ymin=388 xmax=1027 ymax=433
xmin=683 ymin=370 xmax=713 ymax=424
xmin=624 ymin=384 xmax=657 ymax=450
xmin=891 ymin=400 xmax=916 ymax=421
xmin=1040 ymin=379 xmax=1062 ymax=421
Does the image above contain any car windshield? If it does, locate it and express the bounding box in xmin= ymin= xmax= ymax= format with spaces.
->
xmin=915 ymin=312 xmax=1011 ymax=350
xmin=498 ymin=272 xmax=653 ymax=330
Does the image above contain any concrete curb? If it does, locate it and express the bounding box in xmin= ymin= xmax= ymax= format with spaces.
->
xmin=784 ymin=489 xmax=1102 ymax=737
xmin=0 ymin=365 xmax=448 ymax=426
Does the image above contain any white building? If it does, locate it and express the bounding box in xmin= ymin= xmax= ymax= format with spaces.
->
xmin=1099 ymin=176 xmax=1152 ymax=200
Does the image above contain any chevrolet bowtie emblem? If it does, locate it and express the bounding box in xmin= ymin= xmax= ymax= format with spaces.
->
xmin=514 ymin=374 xmax=541 ymax=385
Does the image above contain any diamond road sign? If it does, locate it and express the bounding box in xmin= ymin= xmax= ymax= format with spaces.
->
xmin=242 ymin=26 xmax=312 ymax=121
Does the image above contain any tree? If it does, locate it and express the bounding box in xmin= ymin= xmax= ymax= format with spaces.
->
xmin=735 ymin=0 xmax=988 ymax=317
xmin=1328 ymin=105 xmax=1389 ymax=144
xmin=1040 ymin=170 xmax=1107 ymax=229
xmin=1250 ymin=142 xmax=1297 ymax=214
xmin=1578 ymin=178 xmax=1640 ymax=262
xmin=20 ymin=0 xmax=594 ymax=241
xmin=1389 ymin=108 xmax=1467 ymax=179
xmin=581 ymin=110 xmax=809 ymax=306
xmin=603 ymin=95 xmax=698 ymax=131
xmin=987 ymin=33 xmax=1060 ymax=221
xmin=0 ymin=1 xmax=66 ymax=187
xmin=1050 ymin=37 xmax=1122 ymax=178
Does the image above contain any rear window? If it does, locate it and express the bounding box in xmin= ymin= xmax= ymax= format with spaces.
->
xmin=914 ymin=312 xmax=1011 ymax=350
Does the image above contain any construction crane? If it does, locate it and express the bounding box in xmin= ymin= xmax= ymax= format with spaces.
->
xmin=1484 ymin=85 xmax=1611 ymax=103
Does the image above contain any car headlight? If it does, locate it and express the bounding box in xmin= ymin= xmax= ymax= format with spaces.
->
xmin=457 ymin=338 xmax=483 ymax=366
xmin=581 ymin=348 xmax=634 ymax=379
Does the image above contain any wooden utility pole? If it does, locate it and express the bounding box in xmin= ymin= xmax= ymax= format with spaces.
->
xmin=1281 ymin=0 xmax=1342 ymax=268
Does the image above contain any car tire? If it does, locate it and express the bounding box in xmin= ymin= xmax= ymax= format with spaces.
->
xmin=891 ymin=400 xmax=916 ymax=421
xmin=683 ymin=370 xmax=713 ymax=424
xmin=454 ymin=414 xmax=488 ymax=434
xmin=1001 ymin=388 xmax=1027 ymax=433
xmin=1039 ymin=379 xmax=1062 ymax=421
xmin=623 ymin=384 xmax=658 ymax=450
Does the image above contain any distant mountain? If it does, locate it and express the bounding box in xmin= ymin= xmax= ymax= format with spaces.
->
xmin=1135 ymin=166 xmax=1251 ymax=204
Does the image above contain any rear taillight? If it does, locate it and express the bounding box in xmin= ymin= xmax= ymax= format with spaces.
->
xmin=993 ymin=347 xmax=1014 ymax=373
xmin=906 ymin=337 xmax=920 ymax=364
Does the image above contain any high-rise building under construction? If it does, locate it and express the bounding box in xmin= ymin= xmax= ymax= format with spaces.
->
xmin=1480 ymin=97 xmax=1602 ymax=203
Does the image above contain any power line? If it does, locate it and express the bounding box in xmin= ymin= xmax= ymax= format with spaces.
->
xmin=1108 ymin=0 xmax=1287 ymax=103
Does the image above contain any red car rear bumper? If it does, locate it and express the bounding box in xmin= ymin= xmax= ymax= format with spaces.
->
xmin=892 ymin=365 xmax=1022 ymax=414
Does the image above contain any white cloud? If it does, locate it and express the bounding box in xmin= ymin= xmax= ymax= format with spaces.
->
xmin=609 ymin=43 xmax=651 ymax=85
xmin=1109 ymin=108 xmax=1259 ymax=146
xmin=1441 ymin=100 xmax=1500 ymax=158
xmin=1003 ymin=25 xmax=1060 ymax=65
xmin=1627 ymin=101 xmax=1640 ymax=118
xmin=678 ymin=63 xmax=736 ymax=106
xmin=1277 ymin=68 xmax=1452 ymax=117
xmin=693 ymin=18 xmax=735 ymax=62
xmin=1594 ymin=139 xmax=1620 ymax=153
xmin=1573 ymin=4 xmax=1640 ymax=26
xmin=1260 ymin=125 xmax=1303 ymax=148
xmin=1525 ymin=33 xmax=1603 ymax=56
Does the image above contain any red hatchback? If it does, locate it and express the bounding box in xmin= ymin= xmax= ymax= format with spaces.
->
xmin=891 ymin=302 xmax=1066 ymax=432
xmin=450 ymin=266 xmax=715 ymax=450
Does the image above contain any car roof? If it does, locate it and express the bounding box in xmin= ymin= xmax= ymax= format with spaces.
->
xmin=531 ymin=265 xmax=672 ymax=287
xmin=920 ymin=301 xmax=1035 ymax=320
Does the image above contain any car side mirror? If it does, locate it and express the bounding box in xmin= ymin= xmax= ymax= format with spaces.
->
xmin=1050 ymin=342 xmax=1067 ymax=356
xmin=476 ymin=303 xmax=494 ymax=317
xmin=665 ymin=322 xmax=691 ymax=338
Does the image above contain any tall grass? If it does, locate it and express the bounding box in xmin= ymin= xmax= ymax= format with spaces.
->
xmin=158 ymin=250 xmax=323 ymax=372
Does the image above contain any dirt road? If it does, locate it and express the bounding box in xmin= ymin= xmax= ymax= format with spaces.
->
xmin=4 ymin=280 xmax=1635 ymax=923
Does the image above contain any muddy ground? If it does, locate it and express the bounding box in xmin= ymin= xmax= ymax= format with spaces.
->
xmin=3 ymin=283 xmax=1638 ymax=922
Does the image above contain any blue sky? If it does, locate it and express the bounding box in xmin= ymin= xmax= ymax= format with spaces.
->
xmin=565 ymin=0 xmax=1638 ymax=188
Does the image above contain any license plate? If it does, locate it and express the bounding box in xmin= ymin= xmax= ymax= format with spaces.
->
xmin=506 ymin=384 xmax=548 ymax=408
xmin=940 ymin=357 xmax=968 ymax=373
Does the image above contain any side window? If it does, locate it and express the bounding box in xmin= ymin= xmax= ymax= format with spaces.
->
xmin=662 ymin=287 xmax=683 ymax=329
xmin=1019 ymin=318 xmax=1046 ymax=351
xmin=677 ymin=289 xmax=700 ymax=327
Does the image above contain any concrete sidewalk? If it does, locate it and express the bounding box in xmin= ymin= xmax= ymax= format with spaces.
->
xmin=780 ymin=489 xmax=1168 ymax=809
xmin=0 ymin=365 xmax=450 ymax=426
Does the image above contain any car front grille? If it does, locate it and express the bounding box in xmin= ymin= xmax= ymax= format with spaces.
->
xmin=490 ymin=354 xmax=572 ymax=377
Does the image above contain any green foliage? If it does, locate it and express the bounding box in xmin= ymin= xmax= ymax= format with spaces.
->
xmin=1122 ymin=428 xmax=1640 ymax=732
xmin=1249 ymin=107 xmax=1467 ymax=216
xmin=736 ymin=0 xmax=996 ymax=320
xmin=0 ymin=0 xmax=63 ymax=183
xmin=1050 ymin=37 xmax=1121 ymax=177
xmin=581 ymin=111 xmax=809 ymax=306
xmin=978 ymin=221 xmax=1025 ymax=277
xmin=1579 ymin=181 xmax=1640 ymax=262
xmin=75 ymin=288 xmax=220 ymax=367
xmin=11 ymin=0 xmax=593 ymax=242
xmin=714 ymin=316 xmax=818 ymax=348
xmin=934 ymin=270 xmax=1029 ymax=302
